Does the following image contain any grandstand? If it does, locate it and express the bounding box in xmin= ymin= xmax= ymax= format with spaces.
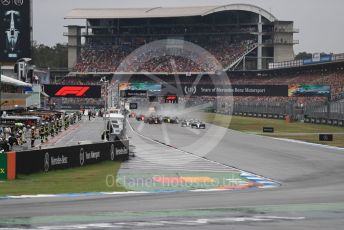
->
xmin=60 ymin=4 xmax=344 ymax=121
xmin=65 ymin=4 xmax=298 ymax=73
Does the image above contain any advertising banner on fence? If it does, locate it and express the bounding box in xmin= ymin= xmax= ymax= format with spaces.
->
xmin=0 ymin=154 xmax=7 ymax=180
xmin=119 ymin=83 xmax=161 ymax=96
xmin=304 ymin=54 xmax=333 ymax=65
xmin=120 ymin=90 xmax=147 ymax=98
xmin=44 ymin=85 xmax=102 ymax=98
xmin=16 ymin=140 xmax=129 ymax=174
xmin=179 ymin=84 xmax=289 ymax=97
xmin=288 ymin=84 xmax=331 ymax=97
xmin=57 ymin=104 xmax=104 ymax=110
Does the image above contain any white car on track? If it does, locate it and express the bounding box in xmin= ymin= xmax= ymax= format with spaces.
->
xmin=181 ymin=119 xmax=191 ymax=127
xmin=191 ymin=120 xmax=206 ymax=129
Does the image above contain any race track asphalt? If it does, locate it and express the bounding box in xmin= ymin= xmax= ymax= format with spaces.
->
xmin=1 ymin=117 xmax=344 ymax=229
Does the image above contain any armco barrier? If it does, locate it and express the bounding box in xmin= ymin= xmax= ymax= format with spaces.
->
xmin=16 ymin=140 xmax=129 ymax=175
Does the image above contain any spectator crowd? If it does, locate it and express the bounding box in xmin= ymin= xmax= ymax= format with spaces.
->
xmin=73 ymin=39 xmax=256 ymax=73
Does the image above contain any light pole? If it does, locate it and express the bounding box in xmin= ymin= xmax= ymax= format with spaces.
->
xmin=100 ymin=77 xmax=109 ymax=112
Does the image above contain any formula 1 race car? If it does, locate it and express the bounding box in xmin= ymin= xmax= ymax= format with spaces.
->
xmin=136 ymin=114 xmax=145 ymax=121
xmin=181 ymin=120 xmax=191 ymax=127
xmin=163 ymin=116 xmax=180 ymax=124
xmin=145 ymin=116 xmax=162 ymax=124
xmin=191 ymin=120 xmax=206 ymax=129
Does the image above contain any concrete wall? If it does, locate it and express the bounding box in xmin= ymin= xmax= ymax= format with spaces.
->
xmin=273 ymin=21 xmax=296 ymax=62
xmin=67 ymin=27 xmax=81 ymax=69
xmin=274 ymin=45 xmax=295 ymax=63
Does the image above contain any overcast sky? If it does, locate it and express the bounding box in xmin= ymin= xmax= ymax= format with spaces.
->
xmin=33 ymin=0 xmax=344 ymax=54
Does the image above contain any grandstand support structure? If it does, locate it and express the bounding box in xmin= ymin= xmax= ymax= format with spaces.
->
xmin=226 ymin=43 xmax=258 ymax=71
xmin=65 ymin=25 xmax=83 ymax=69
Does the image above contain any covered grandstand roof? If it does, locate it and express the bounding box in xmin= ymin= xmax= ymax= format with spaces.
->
xmin=65 ymin=4 xmax=277 ymax=22
xmin=1 ymin=75 xmax=32 ymax=87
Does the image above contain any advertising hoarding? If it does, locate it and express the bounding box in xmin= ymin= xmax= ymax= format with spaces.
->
xmin=288 ymin=84 xmax=331 ymax=97
xmin=44 ymin=85 xmax=102 ymax=98
xmin=0 ymin=0 xmax=31 ymax=62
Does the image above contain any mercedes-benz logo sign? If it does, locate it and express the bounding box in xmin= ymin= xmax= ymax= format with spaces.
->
xmin=14 ymin=0 xmax=24 ymax=6
xmin=110 ymin=144 xmax=115 ymax=161
xmin=79 ymin=148 xmax=85 ymax=166
xmin=1 ymin=0 xmax=11 ymax=6
xmin=44 ymin=152 xmax=50 ymax=172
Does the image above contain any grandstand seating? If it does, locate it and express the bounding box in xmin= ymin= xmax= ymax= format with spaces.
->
xmin=73 ymin=40 xmax=256 ymax=73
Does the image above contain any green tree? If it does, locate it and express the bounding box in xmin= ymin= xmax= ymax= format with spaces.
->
xmin=295 ymin=52 xmax=312 ymax=60
xmin=32 ymin=41 xmax=68 ymax=69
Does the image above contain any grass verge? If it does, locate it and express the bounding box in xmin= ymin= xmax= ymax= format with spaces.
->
xmin=203 ymin=113 xmax=344 ymax=148
xmin=0 ymin=161 xmax=126 ymax=196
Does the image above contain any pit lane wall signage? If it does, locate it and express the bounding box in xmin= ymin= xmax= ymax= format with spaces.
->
xmin=179 ymin=85 xmax=289 ymax=97
xmin=0 ymin=152 xmax=16 ymax=181
xmin=0 ymin=154 xmax=7 ymax=180
xmin=16 ymin=140 xmax=129 ymax=174
xmin=120 ymin=90 xmax=147 ymax=98
xmin=176 ymin=84 xmax=331 ymax=97
xmin=0 ymin=0 xmax=31 ymax=62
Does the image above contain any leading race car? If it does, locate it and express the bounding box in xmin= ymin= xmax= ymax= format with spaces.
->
xmin=191 ymin=120 xmax=206 ymax=129
xmin=136 ymin=114 xmax=145 ymax=121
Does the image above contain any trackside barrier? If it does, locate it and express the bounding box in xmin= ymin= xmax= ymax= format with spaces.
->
xmin=304 ymin=117 xmax=344 ymax=128
xmin=0 ymin=152 xmax=16 ymax=181
xmin=233 ymin=112 xmax=344 ymax=128
xmin=233 ymin=112 xmax=286 ymax=120
xmin=15 ymin=140 xmax=129 ymax=175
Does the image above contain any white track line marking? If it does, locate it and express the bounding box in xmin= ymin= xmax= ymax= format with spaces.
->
xmin=272 ymin=137 xmax=344 ymax=151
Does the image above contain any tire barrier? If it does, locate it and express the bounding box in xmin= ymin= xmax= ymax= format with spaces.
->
xmin=304 ymin=117 xmax=344 ymax=127
xmin=233 ymin=112 xmax=344 ymax=128
xmin=233 ymin=112 xmax=286 ymax=120
xmin=2 ymin=140 xmax=129 ymax=177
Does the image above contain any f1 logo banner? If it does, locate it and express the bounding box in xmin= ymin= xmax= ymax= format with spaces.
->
xmin=55 ymin=86 xmax=90 ymax=97
xmin=44 ymin=85 xmax=102 ymax=98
